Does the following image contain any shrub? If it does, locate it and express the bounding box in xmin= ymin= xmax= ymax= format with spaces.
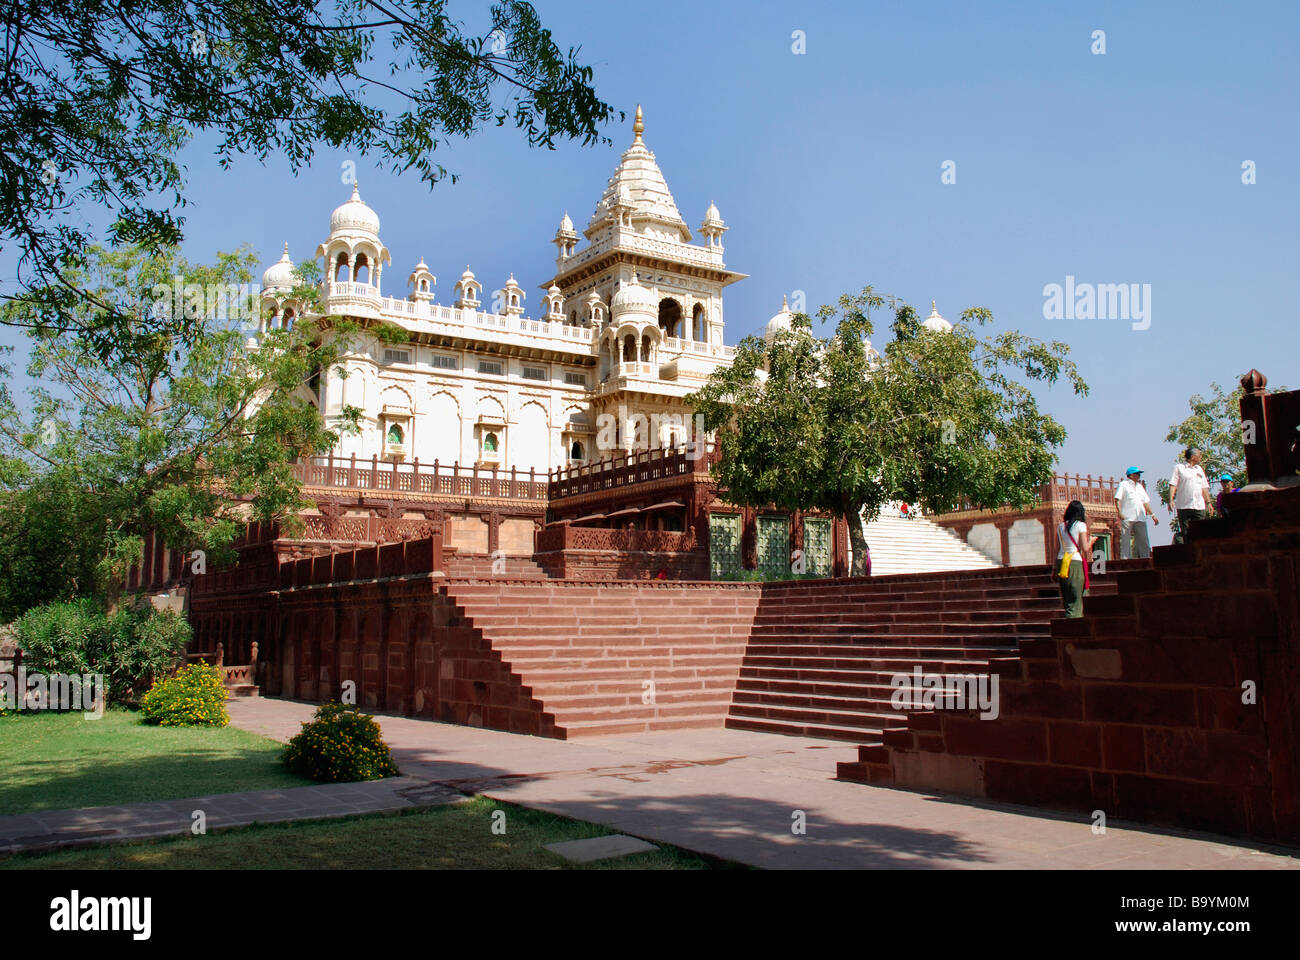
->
xmin=140 ymin=662 xmax=229 ymax=726
xmin=282 ymin=702 xmax=400 ymax=783
xmin=14 ymin=599 xmax=190 ymax=704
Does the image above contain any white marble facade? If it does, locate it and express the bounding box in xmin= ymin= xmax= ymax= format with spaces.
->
xmin=257 ymin=107 xmax=752 ymax=476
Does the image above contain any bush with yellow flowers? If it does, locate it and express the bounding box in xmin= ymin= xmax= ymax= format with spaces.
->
xmin=281 ymin=701 xmax=400 ymax=782
xmin=140 ymin=662 xmax=229 ymax=726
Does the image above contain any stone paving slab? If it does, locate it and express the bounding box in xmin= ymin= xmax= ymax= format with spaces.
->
xmin=0 ymin=776 xmax=463 ymax=858
xmin=224 ymin=698 xmax=1300 ymax=871
xmin=544 ymin=834 xmax=658 ymax=863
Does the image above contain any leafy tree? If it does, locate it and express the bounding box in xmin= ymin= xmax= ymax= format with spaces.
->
xmin=0 ymin=470 xmax=104 ymax=621
xmin=1 ymin=0 xmax=616 ymax=354
xmin=688 ymin=288 xmax=1088 ymax=575
xmin=0 ymin=243 xmax=368 ymax=601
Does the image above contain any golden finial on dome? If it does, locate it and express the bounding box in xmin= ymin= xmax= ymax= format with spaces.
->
xmin=633 ymin=104 xmax=644 ymax=142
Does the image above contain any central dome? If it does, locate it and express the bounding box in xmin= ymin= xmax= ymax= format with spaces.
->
xmin=330 ymin=184 xmax=380 ymax=237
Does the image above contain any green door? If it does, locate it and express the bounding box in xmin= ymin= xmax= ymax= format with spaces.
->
xmin=756 ymin=516 xmax=789 ymax=581
xmin=803 ymin=517 xmax=832 ymax=577
xmin=709 ymin=513 xmax=743 ymax=580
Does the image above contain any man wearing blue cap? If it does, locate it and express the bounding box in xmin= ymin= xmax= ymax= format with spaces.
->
xmin=1215 ymin=473 xmax=1237 ymax=517
xmin=1114 ymin=466 xmax=1157 ymax=559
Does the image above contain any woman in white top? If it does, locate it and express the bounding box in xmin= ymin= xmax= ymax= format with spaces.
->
xmin=1056 ymin=499 xmax=1091 ymax=618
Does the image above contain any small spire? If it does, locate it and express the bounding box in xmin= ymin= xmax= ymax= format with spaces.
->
xmin=281 ymin=242 xmax=290 ymax=258
xmin=932 ymin=299 xmax=937 ymax=312
xmin=633 ymin=104 xmax=644 ymax=142
xmin=350 ymin=182 xmax=360 ymax=201
xmin=782 ymin=294 xmax=789 ymax=309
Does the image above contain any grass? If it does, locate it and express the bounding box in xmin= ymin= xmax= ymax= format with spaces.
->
xmin=0 ymin=797 xmax=744 ymax=870
xmin=0 ymin=707 xmax=311 ymax=816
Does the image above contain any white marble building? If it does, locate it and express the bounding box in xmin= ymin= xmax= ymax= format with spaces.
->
xmin=257 ymin=106 xmax=748 ymax=476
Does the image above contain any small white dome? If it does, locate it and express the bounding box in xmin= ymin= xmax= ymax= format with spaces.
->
xmin=610 ymin=272 xmax=657 ymax=317
xmin=548 ymin=283 xmax=562 ymax=296
xmin=329 ymin=184 xmax=380 ymax=237
xmin=765 ymin=295 xmax=794 ymax=340
xmin=922 ymin=300 xmax=952 ymax=333
xmin=261 ymin=243 xmax=295 ymax=291
xmin=558 ymin=212 xmax=575 ymax=234
xmin=460 ymin=266 xmax=476 ymax=282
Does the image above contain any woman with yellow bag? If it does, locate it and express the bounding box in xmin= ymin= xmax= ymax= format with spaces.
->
xmin=1055 ymin=500 xmax=1091 ymax=618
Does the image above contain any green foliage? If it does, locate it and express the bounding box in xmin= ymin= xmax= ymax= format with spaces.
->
xmin=140 ymin=662 xmax=230 ymax=726
xmin=14 ymin=599 xmax=191 ymax=705
xmin=0 ymin=244 xmax=368 ymax=592
xmin=4 ymin=0 xmax=616 ymax=353
xmin=282 ymin=701 xmax=400 ymax=783
xmin=0 ymin=471 xmax=103 ymax=621
xmin=689 ymin=286 xmax=1087 ymax=574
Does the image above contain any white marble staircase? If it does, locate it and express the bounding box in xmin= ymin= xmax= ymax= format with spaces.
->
xmin=860 ymin=510 xmax=999 ymax=576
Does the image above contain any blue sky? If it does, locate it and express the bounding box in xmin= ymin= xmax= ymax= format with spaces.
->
xmin=5 ymin=0 xmax=1298 ymax=543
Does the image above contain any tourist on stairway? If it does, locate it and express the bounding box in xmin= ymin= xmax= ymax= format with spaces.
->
xmin=1114 ymin=466 xmax=1157 ymax=559
xmin=1169 ymin=447 xmax=1214 ymax=544
xmin=1056 ymin=500 xmax=1091 ymax=618
xmin=1215 ymin=473 xmax=1237 ymax=518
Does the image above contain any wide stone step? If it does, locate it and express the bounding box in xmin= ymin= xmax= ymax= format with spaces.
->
xmin=724 ymin=714 xmax=889 ymax=744
xmin=740 ymin=642 xmax=1013 ymax=658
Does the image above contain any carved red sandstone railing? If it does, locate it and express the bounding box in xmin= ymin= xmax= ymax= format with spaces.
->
xmin=295 ymin=514 xmax=442 ymax=544
xmin=536 ymin=523 xmax=690 ymax=554
xmin=288 ymin=443 xmax=722 ymax=504
xmin=548 ymin=444 xmax=720 ymax=500
xmin=293 ymin=454 xmax=549 ymax=501
xmin=944 ymin=472 xmax=1120 ymax=514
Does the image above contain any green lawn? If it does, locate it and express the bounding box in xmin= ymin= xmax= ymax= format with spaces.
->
xmin=1 ymin=797 xmax=742 ymax=870
xmin=0 ymin=708 xmax=310 ymax=816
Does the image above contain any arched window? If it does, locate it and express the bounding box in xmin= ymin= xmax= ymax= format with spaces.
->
xmin=334 ymin=252 xmax=350 ymax=283
xmin=484 ymin=432 xmax=499 ymax=453
xmin=386 ymin=423 xmax=403 ymax=445
xmin=569 ymin=310 xmax=577 ymax=325
xmin=641 ymin=333 xmax=652 ymax=362
xmin=623 ymin=334 xmax=636 ymax=362
xmin=658 ymin=298 xmax=682 ymax=339
xmin=693 ymin=303 xmax=707 ymax=343
xmin=354 ymin=254 xmax=370 ymax=285
xmin=570 ymin=441 xmax=585 ymax=461
xmin=283 ymin=308 xmax=295 ymax=330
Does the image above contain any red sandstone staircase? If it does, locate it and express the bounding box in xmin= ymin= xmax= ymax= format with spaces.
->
xmin=726 ymin=565 xmax=1126 ymax=745
xmin=442 ymin=579 xmax=759 ymax=737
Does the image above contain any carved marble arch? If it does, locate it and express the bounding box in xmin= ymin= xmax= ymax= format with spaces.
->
xmin=693 ymin=303 xmax=708 ymax=343
xmin=334 ymin=251 xmax=350 ymax=282
xmin=658 ymin=297 xmax=683 ymax=338
xmin=354 ymin=253 xmax=371 ymax=285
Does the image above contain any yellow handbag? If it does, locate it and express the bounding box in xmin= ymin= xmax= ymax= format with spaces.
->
xmin=1056 ymin=553 xmax=1072 ymax=580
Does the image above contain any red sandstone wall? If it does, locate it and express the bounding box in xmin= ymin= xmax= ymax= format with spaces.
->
xmin=841 ymin=487 xmax=1300 ymax=844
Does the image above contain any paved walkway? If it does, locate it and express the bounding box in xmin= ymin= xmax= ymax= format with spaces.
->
xmin=228 ymin=698 xmax=1300 ymax=870
xmin=0 ymin=777 xmax=461 ymax=857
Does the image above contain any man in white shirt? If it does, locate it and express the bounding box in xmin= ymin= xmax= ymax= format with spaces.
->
xmin=1169 ymin=447 xmax=1214 ymax=544
xmin=1114 ymin=466 xmax=1158 ymax=559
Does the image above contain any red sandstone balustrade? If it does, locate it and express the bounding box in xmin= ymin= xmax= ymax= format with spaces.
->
xmin=945 ymin=472 xmax=1120 ymax=514
xmin=292 ymin=454 xmax=549 ymax=501
xmin=547 ymin=443 xmax=720 ymax=501
xmin=536 ymin=523 xmax=690 ymax=554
